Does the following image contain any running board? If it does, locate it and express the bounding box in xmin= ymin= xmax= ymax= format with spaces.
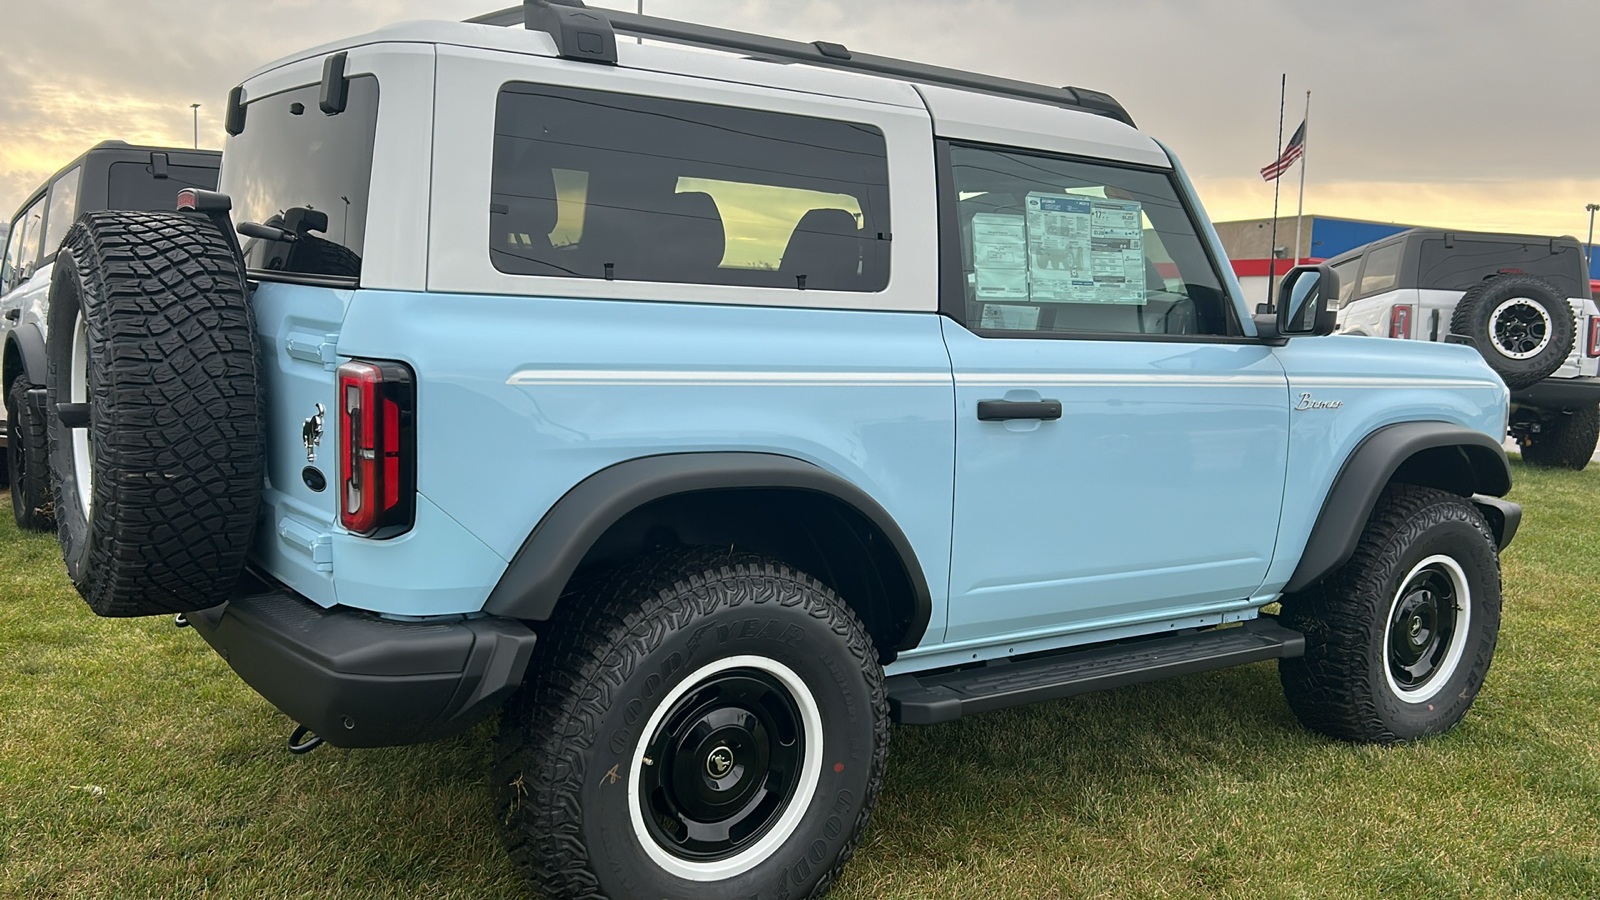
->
xmin=887 ymin=618 xmax=1305 ymax=725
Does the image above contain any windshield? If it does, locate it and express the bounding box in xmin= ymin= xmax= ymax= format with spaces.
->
xmin=220 ymin=74 xmax=379 ymax=280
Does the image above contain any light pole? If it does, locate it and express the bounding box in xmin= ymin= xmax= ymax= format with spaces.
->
xmin=191 ymin=103 xmax=201 ymax=149
xmin=637 ymin=0 xmax=643 ymax=43
xmin=1587 ymin=203 xmax=1599 ymax=274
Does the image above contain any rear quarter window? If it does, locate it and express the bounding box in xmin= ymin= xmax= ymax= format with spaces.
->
xmin=1357 ymin=242 xmax=1403 ymax=297
xmin=489 ymin=83 xmax=892 ymax=292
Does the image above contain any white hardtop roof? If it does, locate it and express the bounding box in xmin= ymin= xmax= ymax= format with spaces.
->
xmin=241 ymin=19 xmax=1168 ymax=168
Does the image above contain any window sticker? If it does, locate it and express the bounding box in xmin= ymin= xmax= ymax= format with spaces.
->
xmin=972 ymin=213 xmax=1027 ymax=299
xmin=1024 ymin=193 xmax=1146 ymax=305
xmin=979 ymin=303 xmax=1041 ymax=331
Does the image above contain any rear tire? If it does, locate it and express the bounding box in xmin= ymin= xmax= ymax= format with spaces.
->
xmin=1449 ymin=274 xmax=1575 ymax=389
xmin=7 ymin=376 xmax=52 ymax=531
xmin=1278 ymin=485 xmax=1501 ymax=744
xmin=495 ymin=549 xmax=888 ymax=900
xmin=47 ymin=211 xmax=262 ymax=617
xmin=1517 ymin=403 xmax=1599 ymax=470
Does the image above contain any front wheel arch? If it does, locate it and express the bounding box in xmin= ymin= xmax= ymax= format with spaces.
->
xmin=1285 ymin=422 xmax=1512 ymax=593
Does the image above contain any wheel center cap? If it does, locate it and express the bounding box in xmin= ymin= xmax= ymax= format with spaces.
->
xmin=706 ymin=745 xmax=734 ymax=779
xmin=1409 ymin=615 xmax=1424 ymax=639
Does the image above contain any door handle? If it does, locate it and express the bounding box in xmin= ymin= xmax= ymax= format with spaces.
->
xmin=3 ymin=309 xmax=17 ymax=322
xmin=977 ymin=399 xmax=1062 ymax=421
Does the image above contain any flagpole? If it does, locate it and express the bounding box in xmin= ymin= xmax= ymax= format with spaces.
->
xmin=1293 ymin=90 xmax=1311 ymax=267
xmin=1267 ymin=74 xmax=1286 ymax=310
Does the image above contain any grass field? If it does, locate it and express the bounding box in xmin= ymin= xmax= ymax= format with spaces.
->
xmin=3 ymin=461 xmax=1598 ymax=898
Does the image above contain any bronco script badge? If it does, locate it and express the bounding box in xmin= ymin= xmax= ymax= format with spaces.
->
xmin=1295 ymin=393 xmax=1344 ymax=411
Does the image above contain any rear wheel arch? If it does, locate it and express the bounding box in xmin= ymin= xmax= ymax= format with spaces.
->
xmin=482 ymin=452 xmax=933 ymax=660
xmin=1285 ymin=422 xmax=1512 ymax=593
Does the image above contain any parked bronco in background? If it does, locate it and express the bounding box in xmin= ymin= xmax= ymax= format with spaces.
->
xmin=47 ymin=4 xmax=1521 ymax=898
xmin=0 ymin=141 xmax=220 ymax=529
xmin=1330 ymin=228 xmax=1600 ymax=468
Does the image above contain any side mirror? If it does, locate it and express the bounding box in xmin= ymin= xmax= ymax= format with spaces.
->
xmin=1256 ymin=264 xmax=1338 ymax=341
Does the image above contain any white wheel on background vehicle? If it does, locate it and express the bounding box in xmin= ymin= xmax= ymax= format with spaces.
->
xmin=1487 ymin=297 xmax=1553 ymax=360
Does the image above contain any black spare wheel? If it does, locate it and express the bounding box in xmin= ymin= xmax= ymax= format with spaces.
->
xmin=496 ymin=550 xmax=889 ymax=900
xmin=1450 ymin=274 xmax=1575 ymax=390
xmin=46 ymin=211 xmax=262 ymax=617
xmin=8 ymin=376 xmax=53 ymax=530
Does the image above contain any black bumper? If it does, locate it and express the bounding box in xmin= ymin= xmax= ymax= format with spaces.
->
xmin=1471 ymin=495 xmax=1522 ymax=552
xmin=188 ymin=576 xmax=538 ymax=748
xmin=1511 ymin=376 xmax=1600 ymax=410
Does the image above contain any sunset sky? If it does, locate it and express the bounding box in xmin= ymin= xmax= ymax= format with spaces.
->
xmin=2 ymin=0 xmax=1596 ymax=242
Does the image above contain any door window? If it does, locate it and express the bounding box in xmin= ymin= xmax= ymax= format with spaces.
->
xmin=490 ymin=83 xmax=891 ymax=291
xmin=1329 ymin=257 xmax=1360 ymax=308
xmin=945 ymin=143 xmax=1234 ymax=336
xmin=42 ymin=166 xmax=83 ymax=260
xmin=6 ymin=198 xmax=46 ymax=292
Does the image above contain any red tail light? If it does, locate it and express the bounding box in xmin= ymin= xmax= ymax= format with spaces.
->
xmin=1389 ymin=305 xmax=1414 ymax=339
xmin=1589 ymin=317 xmax=1600 ymax=358
xmin=337 ymin=360 xmax=416 ymax=538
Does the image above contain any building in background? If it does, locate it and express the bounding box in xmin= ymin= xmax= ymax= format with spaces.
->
xmin=1214 ymin=214 xmax=1600 ymax=305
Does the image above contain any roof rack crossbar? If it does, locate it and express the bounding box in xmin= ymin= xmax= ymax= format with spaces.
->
xmin=467 ymin=3 xmax=1135 ymax=127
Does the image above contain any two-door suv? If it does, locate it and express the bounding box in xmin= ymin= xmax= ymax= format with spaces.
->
xmin=47 ymin=3 xmax=1520 ymax=898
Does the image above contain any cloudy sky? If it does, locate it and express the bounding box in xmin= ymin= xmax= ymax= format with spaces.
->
xmin=2 ymin=0 xmax=1597 ymax=242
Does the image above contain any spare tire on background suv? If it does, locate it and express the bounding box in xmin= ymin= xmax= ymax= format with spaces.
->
xmin=46 ymin=210 xmax=262 ymax=618
xmin=1450 ymin=274 xmax=1575 ymax=390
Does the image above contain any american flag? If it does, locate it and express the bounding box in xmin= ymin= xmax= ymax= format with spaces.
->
xmin=1260 ymin=121 xmax=1306 ymax=181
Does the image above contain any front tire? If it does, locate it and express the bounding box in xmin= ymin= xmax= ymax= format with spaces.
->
xmin=1278 ymin=485 xmax=1501 ymax=744
xmin=495 ymin=550 xmax=888 ymax=900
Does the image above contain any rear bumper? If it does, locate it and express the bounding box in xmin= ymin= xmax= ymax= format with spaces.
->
xmin=188 ymin=574 xmax=537 ymax=748
xmin=1511 ymin=376 xmax=1600 ymax=410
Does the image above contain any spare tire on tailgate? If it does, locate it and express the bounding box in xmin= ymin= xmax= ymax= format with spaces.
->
xmin=1450 ymin=274 xmax=1575 ymax=390
xmin=47 ymin=210 xmax=262 ymax=617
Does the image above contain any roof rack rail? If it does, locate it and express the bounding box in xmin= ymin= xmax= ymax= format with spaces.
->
xmin=466 ymin=0 xmax=1136 ymax=128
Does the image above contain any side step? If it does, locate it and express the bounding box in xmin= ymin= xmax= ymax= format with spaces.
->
xmin=887 ymin=618 xmax=1305 ymax=725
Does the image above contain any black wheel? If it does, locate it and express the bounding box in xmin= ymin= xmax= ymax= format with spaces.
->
xmin=1518 ymin=403 xmax=1599 ymax=470
xmin=7 ymin=376 xmax=52 ymax=530
xmin=1450 ymin=274 xmax=1575 ymax=389
xmin=496 ymin=550 xmax=888 ymax=900
xmin=46 ymin=211 xmax=263 ymax=617
xmin=1278 ymin=485 xmax=1501 ymax=744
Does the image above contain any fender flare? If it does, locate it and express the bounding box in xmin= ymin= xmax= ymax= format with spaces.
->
xmin=482 ymin=452 xmax=934 ymax=650
xmin=1283 ymin=422 xmax=1512 ymax=594
xmin=4 ymin=324 xmax=47 ymax=387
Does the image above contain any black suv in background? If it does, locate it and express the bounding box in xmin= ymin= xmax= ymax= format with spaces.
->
xmin=1329 ymin=229 xmax=1600 ymax=469
xmin=0 ymin=142 xmax=221 ymax=525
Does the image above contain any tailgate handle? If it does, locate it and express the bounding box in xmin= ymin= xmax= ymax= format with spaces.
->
xmin=977 ymin=399 xmax=1062 ymax=421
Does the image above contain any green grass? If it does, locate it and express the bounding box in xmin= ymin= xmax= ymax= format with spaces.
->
xmin=4 ymin=462 xmax=1599 ymax=898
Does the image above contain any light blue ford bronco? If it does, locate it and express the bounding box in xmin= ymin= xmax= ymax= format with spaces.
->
xmin=48 ymin=3 xmax=1520 ymax=898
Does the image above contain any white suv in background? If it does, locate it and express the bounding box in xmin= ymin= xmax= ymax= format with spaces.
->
xmin=1331 ymin=229 xmax=1600 ymax=469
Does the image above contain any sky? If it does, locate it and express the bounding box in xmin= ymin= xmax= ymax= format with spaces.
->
xmin=1 ymin=0 xmax=1597 ymax=244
